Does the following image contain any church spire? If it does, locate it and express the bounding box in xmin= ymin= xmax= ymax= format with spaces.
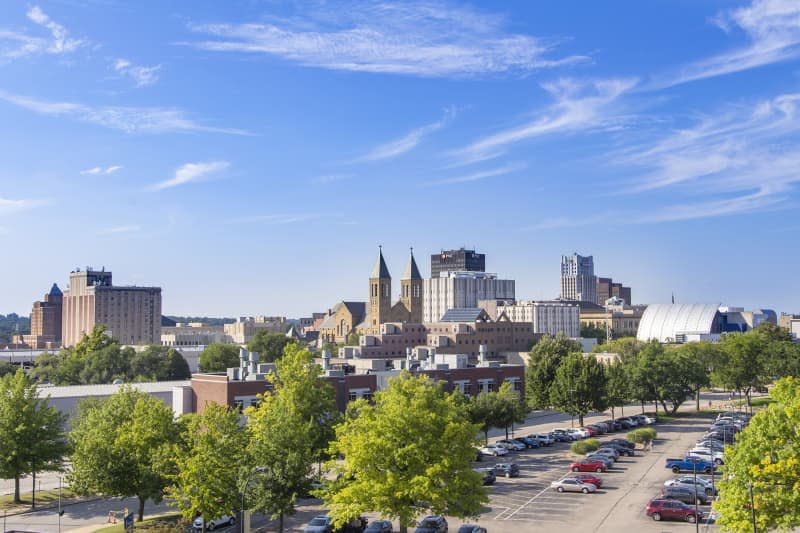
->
xmin=371 ymin=245 xmax=391 ymax=279
xmin=402 ymin=247 xmax=422 ymax=280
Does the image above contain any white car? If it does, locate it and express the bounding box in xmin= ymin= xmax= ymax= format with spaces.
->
xmin=497 ymin=439 xmax=526 ymax=451
xmin=665 ymin=476 xmax=717 ymax=495
xmin=641 ymin=415 xmax=656 ymax=425
xmin=568 ymin=428 xmax=589 ymax=439
xmin=193 ymin=514 xmax=236 ymax=531
xmin=554 ymin=428 xmax=580 ymax=441
xmin=480 ymin=444 xmax=508 ymax=456
xmin=689 ymin=449 xmax=725 ymax=465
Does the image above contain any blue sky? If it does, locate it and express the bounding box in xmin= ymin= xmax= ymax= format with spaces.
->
xmin=1 ymin=0 xmax=799 ymax=317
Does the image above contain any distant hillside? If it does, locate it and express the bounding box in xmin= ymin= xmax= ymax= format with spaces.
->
xmin=164 ymin=316 xmax=237 ymax=326
xmin=0 ymin=313 xmax=31 ymax=342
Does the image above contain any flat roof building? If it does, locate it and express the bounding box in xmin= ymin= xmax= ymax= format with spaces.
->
xmin=431 ymin=248 xmax=485 ymax=279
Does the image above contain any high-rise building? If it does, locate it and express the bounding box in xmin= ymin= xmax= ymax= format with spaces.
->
xmin=62 ymin=268 xmax=161 ymax=347
xmin=483 ymin=299 xmax=580 ymax=338
xmin=423 ymin=271 xmax=515 ymax=323
xmin=560 ymin=254 xmax=597 ymax=303
xmin=14 ymin=283 xmax=63 ymax=349
xmin=430 ymin=248 xmax=485 ymax=278
xmin=597 ymin=276 xmax=632 ymax=305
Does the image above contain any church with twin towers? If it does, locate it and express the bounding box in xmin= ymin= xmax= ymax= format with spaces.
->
xmin=361 ymin=247 xmax=423 ymax=334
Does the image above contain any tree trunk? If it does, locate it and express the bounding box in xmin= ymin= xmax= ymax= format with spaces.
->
xmin=400 ymin=522 xmax=408 ymax=533
xmin=483 ymin=430 xmax=488 ymax=445
xmin=505 ymin=426 xmax=509 ymax=439
xmin=138 ymin=496 xmax=145 ymax=522
xmin=621 ymin=405 xmax=624 ymax=416
xmin=641 ymin=400 xmax=645 ymax=414
xmin=696 ymin=388 xmax=701 ymax=411
xmin=14 ymin=475 xmax=20 ymax=504
xmin=279 ymin=512 xmax=284 ymax=533
xmin=578 ymin=414 xmax=584 ymax=426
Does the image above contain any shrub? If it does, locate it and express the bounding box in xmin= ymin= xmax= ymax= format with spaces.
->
xmin=571 ymin=438 xmax=600 ymax=455
xmin=627 ymin=427 xmax=657 ymax=444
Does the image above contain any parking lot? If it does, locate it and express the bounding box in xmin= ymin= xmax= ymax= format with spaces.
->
xmin=465 ymin=412 xmax=724 ymax=533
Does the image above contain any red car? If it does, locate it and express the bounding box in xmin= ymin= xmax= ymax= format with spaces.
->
xmin=573 ymin=473 xmax=603 ymax=488
xmin=569 ymin=459 xmax=606 ymax=473
xmin=646 ymin=498 xmax=702 ymax=523
xmin=581 ymin=426 xmax=598 ymax=437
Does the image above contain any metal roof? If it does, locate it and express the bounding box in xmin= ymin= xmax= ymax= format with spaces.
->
xmin=440 ymin=308 xmax=491 ymax=322
xmin=636 ymin=303 xmax=721 ymax=342
xmin=371 ymin=249 xmax=391 ymax=279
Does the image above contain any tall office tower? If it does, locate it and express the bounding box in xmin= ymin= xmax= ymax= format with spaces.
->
xmin=17 ymin=283 xmax=64 ymax=348
xmin=430 ymin=248 xmax=485 ymax=278
xmin=423 ymin=271 xmax=515 ymax=323
xmin=560 ymin=254 xmax=597 ymax=303
xmin=62 ymin=267 xmax=162 ymax=347
xmin=597 ymin=277 xmax=632 ymax=305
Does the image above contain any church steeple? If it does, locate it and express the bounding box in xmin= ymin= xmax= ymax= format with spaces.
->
xmin=368 ymin=246 xmax=392 ymax=329
xmin=401 ymin=247 xmax=423 ymax=322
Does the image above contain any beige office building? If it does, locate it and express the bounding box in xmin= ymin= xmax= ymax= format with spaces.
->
xmin=62 ymin=268 xmax=162 ymax=347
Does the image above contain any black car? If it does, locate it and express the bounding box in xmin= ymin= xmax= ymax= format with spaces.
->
xmin=608 ymin=438 xmax=636 ymax=449
xmin=551 ymin=430 xmax=572 ymax=443
xmin=414 ymin=516 xmax=447 ymax=533
xmin=457 ymin=526 xmax=487 ymax=533
xmin=513 ymin=437 xmax=536 ymax=449
xmin=475 ymin=467 xmax=496 ymax=486
xmin=599 ymin=443 xmax=635 ymax=457
xmin=364 ymin=520 xmax=392 ymax=533
xmin=661 ymin=485 xmax=709 ymax=505
xmin=492 ymin=463 xmax=520 ymax=478
xmin=616 ymin=418 xmax=633 ymax=429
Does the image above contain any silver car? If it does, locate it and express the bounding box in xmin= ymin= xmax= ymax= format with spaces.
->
xmin=551 ymin=478 xmax=597 ymax=494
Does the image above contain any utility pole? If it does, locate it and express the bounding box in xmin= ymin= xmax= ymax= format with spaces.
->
xmin=749 ymin=483 xmax=757 ymax=533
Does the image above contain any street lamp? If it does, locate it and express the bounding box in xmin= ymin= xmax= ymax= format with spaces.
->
xmin=240 ymin=467 xmax=267 ymax=533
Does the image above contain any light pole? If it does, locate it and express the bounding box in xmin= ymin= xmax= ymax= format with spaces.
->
xmin=57 ymin=477 xmax=63 ymax=533
xmin=240 ymin=467 xmax=267 ymax=533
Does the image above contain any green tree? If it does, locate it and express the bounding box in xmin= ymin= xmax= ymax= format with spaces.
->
xmin=27 ymin=351 xmax=62 ymax=383
xmin=625 ymin=341 xmax=662 ymax=411
xmin=604 ymin=359 xmax=630 ymax=419
xmin=246 ymin=344 xmax=337 ymax=533
xmin=247 ymin=332 xmax=297 ymax=363
xmin=198 ymin=343 xmax=240 ymax=372
xmin=550 ymin=353 xmax=607 ymax=426
xmin=525 ymin=334 xmax=582 ymax=410
xmin=345 ymin=333 xmax=361 ymax=346
xmin=0 ymin=369 xmax=68 ymax=503
xmin=492 ymin=381 xmax=526 ymax=439
xmin=714 ymin=332 xmax=770 ymax=408
xmin=79 ymin=344 xmax=134 ymax=384
xmin=714 ymin=377 xmax=800 ymax=532
xmin=166 ymin=403 xmax=247 ymax=531
xmin=131 ymin=346 xmax=191 ymax=381
xmin=580 ymin=324 xmax=608 ymax=345
xmin=0 ymin=360 xmax=14 ymax=378
xmin=594 ymin=337 xmax=644 ymax=361
xmin=673 ymin=342 xmax=719 ymax=410
xmin=465 ymin=392 xmax=499 ymax=444
xmin=322 ymin=373 xmax=487 ymax=533
xmin=69 ymin=387 xmax=177 ymax=521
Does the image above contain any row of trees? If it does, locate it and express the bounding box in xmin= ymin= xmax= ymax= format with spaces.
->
xmin=28 ymin=326 xmax=191 ymax=385
xmin=526 ymin=324 xmax=800 ymax=424
xmin=197 ymin=332 xmax=297 ymax=372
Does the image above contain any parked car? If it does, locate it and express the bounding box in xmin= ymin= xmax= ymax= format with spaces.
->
xmin=620 ymin=416 xmax=638 ymax=427
xmin=193 ymin=514 xmax=236 ymax=532
xmin=665 ymin=456 xmax=717 ymax=474
xmin=551 ymin=429 xmax=573 ymax=442
xmin=599 ymin=443 xmax=634 ymax=457
xmin=527 ymin=433 xmax=553 ymax=446
xmin=414 ymin=516 xmax=447 ymax=533
xmin=688 ymin=448 xmax=725 ymax=465
xmin=303 ymin=516 xmax=333 ymax=533
xmin=475 ymin=467 xmax=496 ymax=486
xmin=492 ymin=463 xmax=520 ymax=478
xmin=573 ymin=473 xmax=603 ymax=488
xmin=456 ymin=526 xmax=486 ymax=533
xmin=695 ymin=439 xmax=725 ymax=451
xmin=479 ymin=444 xmax=508 ymax=457
xmin=570 ymin=459 xmax=607 ymax=473
xmin=551 ymin=478 xmax=597 ymax=493
xmin=605 ymin=419 xmax=622 ymax=431
xmin=646 ymin=498 xmax=702 ymax=523
xmin=591 ymin=447 xmax=619 ymax=460
xmin=568 ymin=428 xmax=589 ymax=439
xmin=513 ymin=437 xmax=538 ymax=449
xmin=581 ymin=426 xmax=598 ymax=437
xmin=608 ymin=438 xmax=636 ymax=450
xmin=585 ymin=454 xmax=614 ymax=469
xmin=586 ymin=424 xmax=605 ymax=435
xmin=661 ymin=484 xmax=709 ymax=505
xmin=665 ymin=477 xmax=716 ymax=496
xmin=616 ymin=418 xmax=634 ymax=429
xmin=497 ymin=439 xmax=525 ymax=451
xmin=364 ymin=521 xmax=392 ymax=533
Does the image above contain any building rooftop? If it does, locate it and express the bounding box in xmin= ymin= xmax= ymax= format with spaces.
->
xmin=440 ymin=308 xmax=491 ymax=322
xmin=37 ymin=380 xmax=190 ymax=398
xmin=371 ymin=248 xmax=391 ymax=279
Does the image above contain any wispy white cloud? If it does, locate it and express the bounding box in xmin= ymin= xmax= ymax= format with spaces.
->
xmin=184 ymin=1 xmax=588 ymax=78
xmin=148 ymin=161 xmax=230 ymax=191
xmin=113 ymin=58 xmax=161 ymax=87
xmin=450 ymin=78 xmax=637 ymax=164
xmin=81 ymin=165 xmax=122 ymax=175
xmin=654 ymin=0 xmax=800 ymax=87
xmin=101 ymin=224 xmax=141 ymax=234
xmin=0 ymin=196 xmax=47 ymax=214
xmin=357 ymin=108 xmax=454 ymax=161
xmin=0 ymin=89 xmax=249 ymax=135
xmin=1 ymin=6 xmax=85 ymax=59
xmin=427 ymin=162 xmax=525 ymax=186
xmin=226 ymin=213 xmax=320 ymax=224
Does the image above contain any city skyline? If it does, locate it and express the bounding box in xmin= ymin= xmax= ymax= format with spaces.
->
xmin=1 ymin=1 xmax=798 ymax=316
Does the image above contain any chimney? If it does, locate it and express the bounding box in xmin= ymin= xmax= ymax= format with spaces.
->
xmin=479 ymin=344 xmax=487 ymax=366
xmin=322 ymin=349 xmax=331 ymax=371
xmin=249 ymin=351 xmax=260 ymax=375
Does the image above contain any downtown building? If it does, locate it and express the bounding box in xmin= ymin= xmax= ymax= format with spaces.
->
xmin=62 ymin=268 xmax=161 ymax=347
xmin=482 ymin=299 xmax=580 ymax=338
xmin=560 ymin=253 xmax=597 ymax=304
xmin=13 ymin=283 xmax=64 ymax=349
xmin=430 ymin=248 xmax=485 ymax=279
xmin=423 ymin=271 xmax=515 ymax=323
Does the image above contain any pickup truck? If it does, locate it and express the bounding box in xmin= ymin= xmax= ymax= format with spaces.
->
xmin=665 ymin=456 xmax=717 ymax=474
